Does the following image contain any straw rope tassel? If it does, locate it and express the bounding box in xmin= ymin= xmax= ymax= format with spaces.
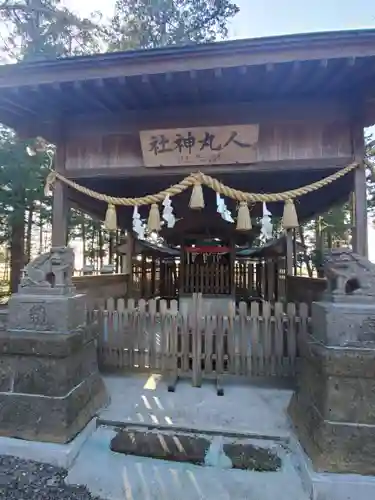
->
xmin=283 ymin=199 xmax=299 ymax=229
xmin=148 ymin=203 xmax=161 ymax=231
xmin=236 ymin=201 xmax=252 ymax=231
xmin=44 ymin=171 xmax=56 ymax=196
xmin=105 ymin=203 xmax=117 ymax=231
xmin=189 ymin=182 xmax=204 ymax=209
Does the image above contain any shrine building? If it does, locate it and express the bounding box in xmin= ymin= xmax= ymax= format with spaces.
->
xmin=0 ymin=30 xmax=373 ymax=307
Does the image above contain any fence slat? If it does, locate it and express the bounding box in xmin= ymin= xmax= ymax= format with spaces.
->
xmin=287 ymin=302 xmax=297 ymax=376
xmin=274 ymin=302 xmax=284 ymax=377
xmin=263 ymin=301 xmax=272 ymax=377
xmin=93 ymin=296 xmax=309 ymax=384
xmin=148 ymin=298 xmax=157 ymax=370
xmin=250 ymin=302 xmax=260 ymax=376
xmin=191 ymin=293 xmax=202 ymax=388
xmin=239 ymin=302 xmax=248 ymax=376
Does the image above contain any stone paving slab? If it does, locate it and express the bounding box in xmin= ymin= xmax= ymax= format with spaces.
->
xmin=100 ymin=374 xmax=293 ymax=440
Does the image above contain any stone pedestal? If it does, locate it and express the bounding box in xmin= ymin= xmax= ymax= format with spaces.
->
xmin=312 ymin=300 xmax=375 ymax=346
xmin=0 ymin=326 xmax=107 ymax=443
xmin=289 ymin=340 xmax=375 ymax=474
xmin=289 ymin=248 xmax=375 ymax=475
xmin=0 ymin=247 xmax=108 ymax=443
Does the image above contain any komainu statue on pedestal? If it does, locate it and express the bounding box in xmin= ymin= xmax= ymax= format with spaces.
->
xmin=323 ymin=247 xmax=375 ymax=300
xmin=20 ymin=246 xmax=74 ymax=293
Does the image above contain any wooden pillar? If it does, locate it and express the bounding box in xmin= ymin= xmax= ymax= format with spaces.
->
xmin=51 ymin=182 xmax=68 ymax=247
xmin=352 ymin=167 xmax=368 ymax=257
xmin=52 ymin=143 xmax=69 ymax=247
xmin=292 ymin=229 xmax=298 ymax=275
xmin=274 ymin=260 xmax=279 ymax=301
xmin=351 ymin=118 xmax=368 ymax=257
xmin=121 ymin=232 xmax=134 ymax=297
xmin=285 ymin=229 xmax=293 ymax=275
xmin=51 ymin=144 xmax=68 ymax=247
xmin=121 ymin=233 xmax=134 ymax=274
xmin=249 ymin=262 xmax=254 ymax=293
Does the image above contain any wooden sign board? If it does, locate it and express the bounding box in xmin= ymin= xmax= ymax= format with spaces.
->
xmin=140 ymin=124 xmax=259 ymax=167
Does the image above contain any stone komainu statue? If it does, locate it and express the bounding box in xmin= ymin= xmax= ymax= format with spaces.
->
xmin=323 ymin=247 xmax=375 ymax=298
xmin=20 ymin=246 xmax=74 ymax=291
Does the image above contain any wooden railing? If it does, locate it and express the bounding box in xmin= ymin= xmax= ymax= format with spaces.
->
xmin=91 ymin=296 xmax=310 ymax=387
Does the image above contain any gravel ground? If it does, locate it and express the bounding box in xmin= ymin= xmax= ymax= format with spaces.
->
xmin=0 ymin=456 xmax=103 ymax=500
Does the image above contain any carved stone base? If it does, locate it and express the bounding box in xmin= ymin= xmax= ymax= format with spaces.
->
xmin=312 ymin=300 xmax=375 ymax=346
xmin=0 ymin=327 xmax=108 ymax=443
xmin=8 ymin=292 xmax=86 ymax=335
xmin=289 ymin=339 xmax=375 ymax=474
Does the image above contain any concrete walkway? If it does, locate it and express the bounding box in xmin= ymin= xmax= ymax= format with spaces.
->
xmin=66 ymin=426 xmax=310 ymax=500
xmin=99 ymin=374 xmax=293 ymax=439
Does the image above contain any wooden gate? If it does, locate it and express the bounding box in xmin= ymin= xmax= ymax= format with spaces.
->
xmin=92 ymin=294 xmax=310 ymax=394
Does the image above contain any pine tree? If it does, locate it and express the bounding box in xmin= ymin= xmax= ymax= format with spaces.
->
xmin=108 ymin=0 xmax=239 ymax=50
xmin=0 ymin=1 xmax=103 ymax=291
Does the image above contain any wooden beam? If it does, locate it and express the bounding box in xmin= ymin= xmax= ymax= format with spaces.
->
xmin=261 ymin=62 xmax=290 ymax=94
xmin=60 ymin=97 xmax=353 ymax=138
xmin=324 ymin=57 xmax=358 ymax=91
xmin=277 ymin=60 xmax=302 ymax=94
xmin=63 ymin=157 xmax=353 ymax=180
xmin=214 ymin=68 xmax=223 ymax=79
xmin=72 ymin=81 xmax=111 ymax=113
xmin=140 ymin=74 xmax=159 ymax=107
xmin=351 ymin=117 xmax=368 ymax=257
xmin=301 ymin=59 xmax=330 ymax=93
xmin=92 ymin=79 xmax=124 ymax=111
xmin=103 ymin=77 xmax=133 ymax=109
xmin=0 ymin=101 xmax=24 ymax=117
xmin=116 ymin=76 xmax=140 ymax=108
xmin=0 ymin=89 xmax=36 ymax=115
xmin=189 ymin=70 xmax=201 ymax=104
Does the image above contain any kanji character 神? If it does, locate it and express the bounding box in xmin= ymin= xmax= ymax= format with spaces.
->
xmin=174 ymin=131 xmax=196 ymax=154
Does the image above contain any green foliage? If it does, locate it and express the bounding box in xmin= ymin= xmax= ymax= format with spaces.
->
xmin=108 ymin=0 xmax=239 ymax=50
xmin=0 ymin=0 xmax=103 ymax=61
xmin=0 ymin=129 xmax=50 ymax=224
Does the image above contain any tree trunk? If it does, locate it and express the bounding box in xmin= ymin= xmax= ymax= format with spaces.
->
xmin=25 ymin=203 xmax=34 ymax=261
xmin=98 ymin=229 xmax=104 ymax=268
xmin=39 ymin=210 xmax=43 ymax=253
xmin=109 ymin=233 xmax=114 ymax=265
xmin=81 ymin=216 xmax=86 ymax=266
xmin=115 ymin=231 xmax=121 ymax=273
xmin=315 ymin=217 xmax=324 ymax=278
xmin=298 ymin=225 xmax=313 ymax=278
xmin=327 ymin=230 xmax=333 ymax=249
xmin=10 ymin=207 xmax=25 ymax=294
xmin=90 ymin=228 xmax=95 ymax=267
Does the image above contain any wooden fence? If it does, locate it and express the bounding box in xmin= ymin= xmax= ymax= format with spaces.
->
xmin=92 ymin=295 xmax=310 ymax=393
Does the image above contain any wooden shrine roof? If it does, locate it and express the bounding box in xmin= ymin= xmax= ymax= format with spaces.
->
xmin=237 ymin=235 xmax=305 ymax=259
xmin=117 ymin=239 xmax=180 ymax=257
xmin=1 ymin=29 xmax=375 ymax=131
